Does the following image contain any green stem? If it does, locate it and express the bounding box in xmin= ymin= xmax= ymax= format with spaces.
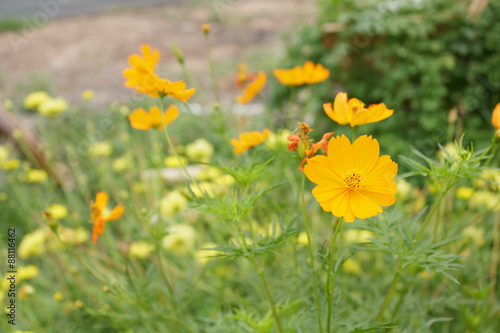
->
xmin=302 ymin=173 xmax=324 ymax=333
xmin=326 ymin=217 xmax=344 ymax=333
xmin=236 ymin=223 xmax=284 ymax=333
xmin=203 ymin=34 xmax=220 ymax=104
xmin=375 ymin=260 xmax=403 ymax=322
xmin=415 ymin=190 xmax=447 ymax=242
xmin=351 ymin=126 xmax=358 ymax=142
xmin=159 ymin=97 xmax=200 ymax=191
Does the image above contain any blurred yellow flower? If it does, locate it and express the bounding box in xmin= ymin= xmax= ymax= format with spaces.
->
xmin=462 ymin=226 xmax=485 ymax=247
xmin=324 ymin=92 xmax=393 ymax=127
xmin=19 ymin=228 xmax=47 ymax=259
xmin=38 ymin=97 xmax=69 ymax=116
xmin=186 ymin=138 xmax=214 ymax=162
xmin=0 ymin=193 xmax=7 ymax=202
xmin=470 ymin=191 xmax=498 ymax=210
xmin=456 ymin=187 xmax=474 ymax=200
xmin=18 ymin=265 xmax=39 ymax=280
xmin=162 ymin=224 xmax=196 ymax=254
xmin=18 ymin=284 xmax=35 ymax=300
xmin=202 ymin=23 xmax=211 ymax=34
xmin=395 ymin=178 xmax=412 ymax=201
xmin=0 ymin=145 xmax=8 ymax=162
xmin=123 ymin=44 xmax=195 ymax=101
xmin=81 ymin=89 xmax=95 ymax=100
xmin=47 ymin=204 xmax=69 ymax=220
xmin=112 ymin=156 xmax=131 ymax=172
xmin=196 ymin=166 xmax=222 ymax=181
xmin=304 ymin=135 xmax=397 ymax=222
xmin=189 ymin=181 xmax=216 ymax=198
xmin=236 ymin=71 xmax=266 ymax=104
xmin=26 ymin=169 xmax=48 ymax=183
xmin=492 ymin=103 xmax=500 ymax=129
xmin=231 ymin=129 xmax=271 ymax=154
xmin=88 ymin=141 xmax=113 ymax=158
xmin=129 ymin=241 xmax=155 ymax=258
xmin=164 ymin=155 xmax=188 ymax=167
xmin=57 ymin=227 xmax=90 ymax=245
xmin=265 ymin=129 xmax=291 ymax=150
xmin=53 ymin=292 xmax=63 ymax=301
xmin=343 ymin=259 xmax=362 ymax=274
xmin=23 ymin=91 xmax=50 ymax=110
xmin=160 ymin=191 xmax=188 ymax=218
xmin=343 ymin=229 xmax=374 ymax=243
xmin=297 ymin=232 xmax=308 ymax=246
xmin=2 ymin=159 xmax=20 ymax=170
xmin=274 ymin=61 xmax=329 ymax=86
xmin=129 ymin=105 xmax=179 ymax=130
xmin=196 ymin=243 xmax=220 ymax=264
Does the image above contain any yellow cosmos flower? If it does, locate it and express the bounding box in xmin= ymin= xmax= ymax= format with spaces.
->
xmin=186 ymin=138 xmax=214 ymax=162
xmin=231 ymin=129 xmax=271 ymax=154
xmin=81 ymin=89 xmax=95 ymax=100
xmin=304 ymin=135 xmax=397 ymax=222
xmin=273 ymin=61 xmax=330 ymax=86
xmin=129 ymin=241 xmax=155 ymax=258
xmin=123 ymin=44 xmax=195 ymax=101
xmin=492 ymin=103 xmax=500 ymax=129
xmin=47 ymin=204 xmax=69 ymax=220
xmin=128 ymin=105 xmax=179 ymax=130
xmin=236 ymin=71 xmax=266 ymax=104
xmin=26 ymin=169 xmax=48 ymax=183
xmin=38 ymin=97 xmax=69 ymax=116
xmin=53 ymin=292 xmax=63 ymax=301
xmin=323 ymin=92 xmax=393 ymax=127
xmin=23 ymin=91 xmax=50 ymax=110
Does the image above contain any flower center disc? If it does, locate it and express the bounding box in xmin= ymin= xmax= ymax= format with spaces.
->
xmin=343 ymin=170 xmax=362 ymax=191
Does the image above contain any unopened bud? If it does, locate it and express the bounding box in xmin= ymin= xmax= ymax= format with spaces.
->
xmin=202 ymin=23 xmax=211 ymax=34
xmin=172 ymin=45 xmax=185 ymax=65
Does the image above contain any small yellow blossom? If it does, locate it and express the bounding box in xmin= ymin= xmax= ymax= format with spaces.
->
xmin=18 ymin=284 xmax=35 ymax=300
xmin=202 ymin=23 xmax=211 ymax=34
xmin=0 ymin=193 xmax=7 ymax=201
xmin=470 ymin=191 xmax=499 ymax=210
xmin=129 ymin=241 xmax=155 ymax=258
xmin=48 ymin=204 xmax=69 ymax=220
xmin=23 ymin=91 xmax=50 ymax=110
xmin=19 ymin=228 xmax=47 ymax=259
xmin=297 ymin=232 xmax=308 ymax=246
xmin=18 ymin=265 xmax=40 ymax=280
xmin=395 ymin=179 xmax=412 ymax=201
xmin=2 ymin=159 xmax=21 ymax=170
xmin=265 ymin=130 xmax=291 ymax=150
xmin=88 ymin=141 xmax=113 ymax=158
xmin=189 ymin=181 xmax=216 ymax=198
xmin=462 ymin=226 xmax=485 ymax=247
xmin=162 ymin=224 xmax=196 ymax=254
xmin=112 ymin=156 xmax=131 ymax=172
xmin=196 ymin=243 xmax=220 ymax=264
xmin=197 ymin=166 xmax=222 ymax=181
xmin=343 ymin=259 xmax=362 ymax=274
xmin=164 ymin=155 xmax=188 ymax=167
xmin=231 ymin=129 xmax=271 ymax=154
xmin=343 ymin=229 xmax=374 ymax=243
xmin=26 ymin=169 xmax=48 ymax=183
xmin=0 ymin=145 xmax=8 ymax=162
xmin=81 ymin=89 xmax=95 ymax=101
xmin=186 ymin=138 xmax=214 ymax=162
xmin=38 ymin=97 xmax=69 ymax=116
xmin=160 ymin=191 xmax=188 ymax=218
xmin=57 ymin=227 xmax=90 ymax=245
xmin=53 ymin=292 xmax=63 ymax=301
xmin=456 ymin=187 xmax=474 ymax=200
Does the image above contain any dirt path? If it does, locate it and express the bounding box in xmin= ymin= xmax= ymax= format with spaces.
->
xmin=0 ymin=0 xmax=315 ymax=106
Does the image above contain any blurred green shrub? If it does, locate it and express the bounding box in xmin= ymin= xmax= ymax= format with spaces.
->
xmin=274 ymin=0 xmax=500 ymax=157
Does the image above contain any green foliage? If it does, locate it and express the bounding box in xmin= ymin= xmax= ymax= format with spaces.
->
xmin=274 ymin=0 xmax=500 ymax=157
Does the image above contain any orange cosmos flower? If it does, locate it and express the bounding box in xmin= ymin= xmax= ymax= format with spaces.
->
xmin=304 ymin=135 xmax=397 ymax=222
xmin=231 ymin=129 xmax=270 ymax=154
xmin=128 ymin=105 xmax=179 ymax=130
xmin=90 ymin=192 xmax=124 ymax=243
xmin=273 ymin=61 xmax=330 ymax=86
xmin=287 ymin=122 xmax=333 ymax=171
xmin=236 ymin=71 xmax=266 ymax=104
xmin=492 ymin=103 xmax=500 ymax=129
xmin=235 ymin=63 xmax=256 ymax=90
xmin=324 ymin=92 xmax=393 ymax=127
xmin=123 ymin=44 xmax=195 ymax=101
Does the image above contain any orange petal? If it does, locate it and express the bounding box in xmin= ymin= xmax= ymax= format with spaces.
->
xmin=492 ymin=103 xmax=500 ymax=129
xmin=94 ymin=192 xmax=109 ymax=212
xmin=163 ymin=105 xmax=180 ymax=127
xmin=105 ymin=204 xmax=125 ymax=222
xmin=128 ymin=108 xmax=153 ymax=130
xmin=171 ymin=88 xmax=196 ymax=102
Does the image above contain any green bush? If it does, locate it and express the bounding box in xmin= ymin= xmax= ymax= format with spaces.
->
xmin=274 ymin=0 xmax=500 ymax=157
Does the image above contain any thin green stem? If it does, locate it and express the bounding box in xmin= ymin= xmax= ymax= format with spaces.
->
xmin=326 ymin=217 xmax=344 ymax=333
xmin=236 ymin=223 xmax=284 ymax=333
xmin=351 ymin=126 xmax=358 ymax=142
xmin=415 ymin=190 xmax=447 ymax=242
xmin=302 ymin=173 xmax=324 ymax=333
xmin=203 ymin=34 xmax=220 ymax=104
xmin=159 ymin=97 xmax=200 ymax=191
xmin=376 ymin=260 xmax=403 ymax=322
